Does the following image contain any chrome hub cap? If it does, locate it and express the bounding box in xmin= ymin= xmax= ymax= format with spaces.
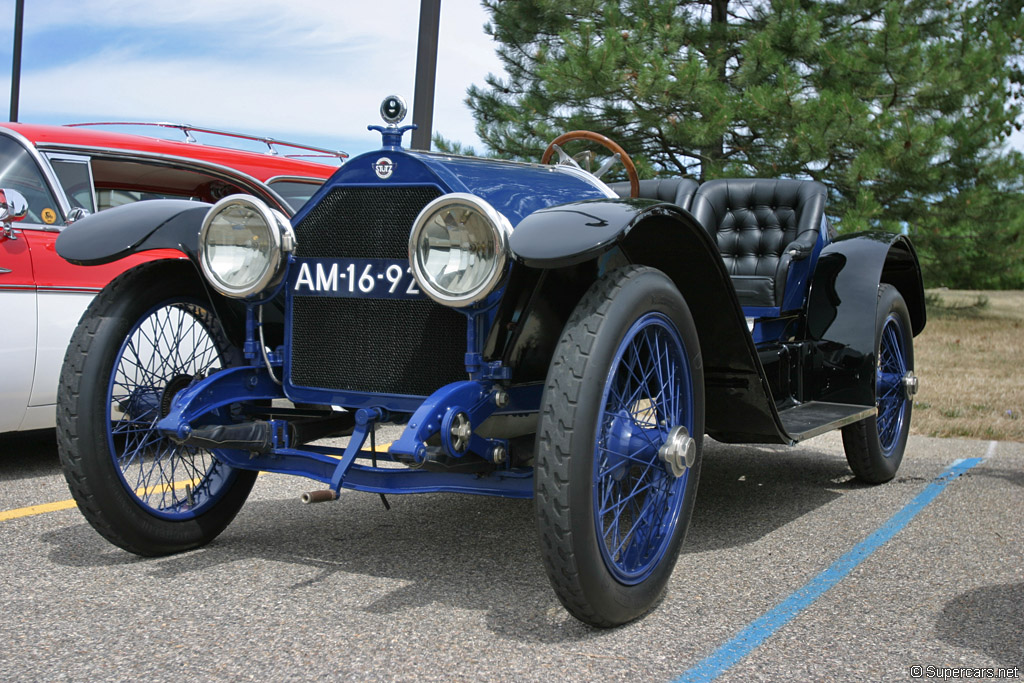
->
xmin=903 ymin=371 xmax=919 ymax=398
xmin=658 ymin=425 xmax=696 ymax=478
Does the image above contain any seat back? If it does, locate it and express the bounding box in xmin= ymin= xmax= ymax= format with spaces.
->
xmin=690 ymin=178 xmax=826 ymax=308
xmin=609 ymin=177 xmax=699 ymax=210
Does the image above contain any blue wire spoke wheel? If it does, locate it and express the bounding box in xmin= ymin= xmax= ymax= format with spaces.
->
xmin=842 ymin=284 xmax=915 ymax=483
xmin=593 ymin=312 xmax=692 ymax=584
xmin=875 ymin=313 xmax=911 ymax=455
xmin=57 ymin=261 xmax=256 ymax=556
xmin=535 ymin=266 xmax=704 ymax=627
xmin=107 ymin=298 xmax=233 ymax=519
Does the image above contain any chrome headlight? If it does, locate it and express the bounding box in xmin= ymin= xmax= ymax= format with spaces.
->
xmin=199 ymin=195 xmax=293 ymax=298
xmin=408 ymin=193 xmax=511 ymax=307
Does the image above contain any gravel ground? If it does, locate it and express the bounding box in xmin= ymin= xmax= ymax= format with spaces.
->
xmin=0 ymin=430 xmax=1020 ymax=682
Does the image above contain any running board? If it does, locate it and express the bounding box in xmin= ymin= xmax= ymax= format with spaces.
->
xmin=778 ymin=402 xmax=875 ymax=443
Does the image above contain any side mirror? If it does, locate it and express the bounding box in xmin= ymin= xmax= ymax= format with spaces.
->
xmin=67 ymin=206 xmax=91 ymax=224
xmin=1 ymin=188 xmax=28 ymax=240
xmin=1 ymin=188 xmax=29 ymax=222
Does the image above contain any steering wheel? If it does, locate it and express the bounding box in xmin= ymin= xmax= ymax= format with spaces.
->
xmin=541 ymin=130 xmax=640 ymax=198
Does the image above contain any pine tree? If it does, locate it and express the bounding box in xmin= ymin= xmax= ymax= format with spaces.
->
xmin=465 ymin=0 xmax=1024 ymax=282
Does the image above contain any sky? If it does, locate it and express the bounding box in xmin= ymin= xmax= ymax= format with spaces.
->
xmin=0 ymin=0 xmax=506 ymax=158
xmin=2 ymin=0 xmax=1023 ymax=160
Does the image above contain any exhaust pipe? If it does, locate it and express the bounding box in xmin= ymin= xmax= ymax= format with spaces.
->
xmin=300 ymin=490 xmax=337 ymax=504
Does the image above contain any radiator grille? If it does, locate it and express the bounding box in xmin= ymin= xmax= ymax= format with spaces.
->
xmin=295 ymin=186 xmax=442 ymax=259
xmin=291 ymin=297 xmax=468 ymax=396
xmin=289 ymin=185 xmax=468 ymax=396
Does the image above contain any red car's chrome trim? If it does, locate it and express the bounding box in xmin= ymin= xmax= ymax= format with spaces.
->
xmin=66 ymin=122 xmax=348 ymax=160
xmin=37 ymin=285 xmax=102 ymax=294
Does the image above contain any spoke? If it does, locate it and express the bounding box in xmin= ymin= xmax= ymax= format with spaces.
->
xmin=122 ymin=335 xmax=163 ymax=391
xmin=660 ymin=336 xmax=680 ymax=421
xmin=118 ymin=428 xmax=156 ymax=470
xmin=599 ymin=458 xmax=663 ymax=522
xmin=136 ymin=449 xmax=162 ymax=504
xmin=608 ymin=484 xmax=667 ymax=562
xmin=144 ymin=315 xmax=176 ymax=383
xmin=598 ymin=474 xmax=662 ymax=519
xmin=619 ymin=350 xmax=653 ymax=405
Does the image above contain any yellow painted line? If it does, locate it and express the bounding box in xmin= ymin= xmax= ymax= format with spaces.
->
xmin=1 ymin=441 xmax=395 ymax=522
xmin=0 ymin=499 xmax=78 ymax=522
xmin=0 ymin=478 xmax=198 ymax=522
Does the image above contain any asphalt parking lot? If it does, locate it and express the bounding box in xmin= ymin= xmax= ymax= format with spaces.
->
xmin=1 ymin=430 xmax=1021 ymax=682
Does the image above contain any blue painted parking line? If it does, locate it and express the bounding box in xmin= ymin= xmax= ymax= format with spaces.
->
xmin=675 ymin=451 xmax=991 ymax=683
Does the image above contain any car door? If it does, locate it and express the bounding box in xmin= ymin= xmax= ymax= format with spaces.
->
xmin=0 ymin=231 xmax=37 ymax=432
xmin=0 ymin=134 xmax=64 ymax=432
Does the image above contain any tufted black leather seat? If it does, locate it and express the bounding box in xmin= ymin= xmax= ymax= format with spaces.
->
xmin=690 ymin=178 xmax=825 ymax=309
xmin=609 ymin=177 xmax=699 ymax=210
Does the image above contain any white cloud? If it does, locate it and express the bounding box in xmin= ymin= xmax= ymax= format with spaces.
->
xmin=3 ymin=0 xmax=504 ymax=154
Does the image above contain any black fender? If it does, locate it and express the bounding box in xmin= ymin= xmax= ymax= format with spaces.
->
xmin=506 ymin=198 xmax=792 ymax=444
xmin=806 ymin=231 xmax=926 ymax=406
xmin=56 ymin=199 xmax=209 ymax=266
xmin=510 ymin=198 xmax=671 ymax=268
xmin=56 ymin=201 xmax=288 ymax=352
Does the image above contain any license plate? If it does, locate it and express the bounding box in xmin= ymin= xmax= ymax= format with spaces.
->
xmin=291 ymin=258 xmax=424 ymax=299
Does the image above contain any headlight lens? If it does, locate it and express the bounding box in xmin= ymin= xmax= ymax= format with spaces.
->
xmin=408 ymin=193 xmax=511 ymax=307
xmin=199 ymin=195 xmax=292 ymax=298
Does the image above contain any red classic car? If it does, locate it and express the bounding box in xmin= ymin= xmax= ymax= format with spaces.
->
xmin=0 ymin=122 xmax=342 ymax=433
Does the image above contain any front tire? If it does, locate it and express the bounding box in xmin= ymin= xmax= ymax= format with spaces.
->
xmin=842 ymin=284 xmax=915 ymax=483
xmin=57 ymin=261 xmax=256 ymax=556
xmin=534 ymin=266 xmax=704 ymax=627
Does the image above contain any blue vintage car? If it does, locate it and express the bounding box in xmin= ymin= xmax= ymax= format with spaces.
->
xmin=54 ymin=96 xmax=924 ymax=627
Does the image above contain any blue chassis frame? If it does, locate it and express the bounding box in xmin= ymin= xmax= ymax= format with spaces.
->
xmin=155 ymin=364 xmax=535 ymax=499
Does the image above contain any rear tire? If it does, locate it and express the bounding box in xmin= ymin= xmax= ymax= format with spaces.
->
xmin=57 ymin=261 xmax=256 ymax=556
xmin=534 ymin=266 xmax=704 ymax=627
xmin=842 ymin=284 xmax=914 ymax=484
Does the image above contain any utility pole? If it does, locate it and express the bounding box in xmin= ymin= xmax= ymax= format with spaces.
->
xmin=10 ymin=0 xmax=25 ymax=122
xmin=411 ymin=0 xmax=441 ymax=151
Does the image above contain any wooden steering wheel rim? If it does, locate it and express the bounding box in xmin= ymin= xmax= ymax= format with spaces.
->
xmin=541 ymin=130 xmax=640 ymax=198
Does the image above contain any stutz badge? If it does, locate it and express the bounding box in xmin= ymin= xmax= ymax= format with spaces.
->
xmin=374 ymin=157 xmax=394 ymax=179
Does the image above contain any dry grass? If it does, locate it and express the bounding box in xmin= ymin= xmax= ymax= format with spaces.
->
xmin=912 ymin=289 xmax=1024 ymax=441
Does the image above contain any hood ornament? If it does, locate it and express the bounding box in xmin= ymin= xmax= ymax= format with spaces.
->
xmin=369 ymin=94 xmax=417 ymax=150
xmin=380 ymin=95 xmax=407 ymax=125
